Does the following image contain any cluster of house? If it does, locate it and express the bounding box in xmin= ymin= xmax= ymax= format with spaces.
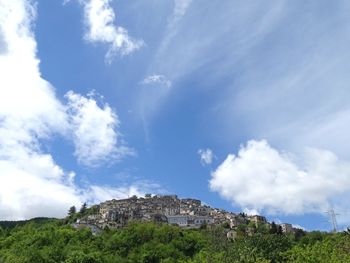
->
xmin=75 ymin=194 xmax=300 ymax=237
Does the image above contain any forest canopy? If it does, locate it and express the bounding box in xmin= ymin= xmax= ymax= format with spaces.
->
xmin=0 ymin=218 xmax=349 ymax=263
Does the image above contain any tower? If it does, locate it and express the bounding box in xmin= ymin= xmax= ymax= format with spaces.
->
xmin=327 ymin=207 xmax=338 ymax=232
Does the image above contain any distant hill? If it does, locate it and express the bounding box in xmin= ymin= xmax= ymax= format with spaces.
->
xmin=0 ymin=217 xmax=58 ymax=229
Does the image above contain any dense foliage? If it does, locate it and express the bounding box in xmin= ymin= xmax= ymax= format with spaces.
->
xmin=0 ymin=218 xmax=349 ymax=262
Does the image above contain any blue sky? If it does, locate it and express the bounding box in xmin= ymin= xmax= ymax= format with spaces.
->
xmin=1 ymin=0 xmax=350 ymax=231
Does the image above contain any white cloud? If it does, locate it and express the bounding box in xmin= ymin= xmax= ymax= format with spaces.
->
xmin=210 ymin=140 xmax=350 ymax=217
xmin=153 ymin=0 xmax=192 ymax=69
xmin=80 ymin=0 xmax=144 ymax=62
xmin=142 ymin=74 xmax=172 ymax=89
xmin=172 ymin=0 xmax=192 ymax=23
xmin=86 ymin=180 xmax=165 ymax=204
xmin=65 ymin=91 xmax=133 ymax=167
xmin=86 ymin=185 xmax=143 ymax=204
xmin=138 ymin=74 xmax=173 ymax=141
xmin=292 ymin=224 xmax=306 ymax=231
xmin=198 ymin=148 xmax=215 ymax=166
xmin=134 ymin=0 xmax=192 ymax=126
xmin=140 ymin=0 xmax=282 ymax=121
xmin=0 ymin=0 xmax=79 ymax=220
xmin=0 ymin=154 xmax=82 ymax=220
xmin=0 ymin=0 xmax=146 ymax=220
xmin=243 ymin=208 xmax=260 ymax=216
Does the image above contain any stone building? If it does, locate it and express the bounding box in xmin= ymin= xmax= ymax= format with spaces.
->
xmin=247 ymin=215 xmax=267 ymax=227
xmin=167 ymin=215 xmax=214 ymax=227
xmin=75 ymin=194 xmax=294 ymax=234
xmin=280 ymin=223 xmax=293 ymax=234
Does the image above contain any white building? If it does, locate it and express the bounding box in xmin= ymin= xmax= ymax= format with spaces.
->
xmin=167 ymin=215 xmax=190 ymax=226
xmin=193 ymin=216 xmax=214 ymax=226
xmin=167 ymin=215 xmax=214 ymax=227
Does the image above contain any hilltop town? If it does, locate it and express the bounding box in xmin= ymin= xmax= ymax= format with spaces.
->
xmin=74 ymin=194 xmax=301 ymax=238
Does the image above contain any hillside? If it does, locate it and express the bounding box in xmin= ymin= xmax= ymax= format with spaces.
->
xmin=1 ymin=197 xmax=350 ymax=262
xmin=0 ymin=218 xmax=349 ymax=262
xmin=0 ymin=217 xmax=58 ymax=229
xmin=69 ymin=195 xmax=302 ymax=242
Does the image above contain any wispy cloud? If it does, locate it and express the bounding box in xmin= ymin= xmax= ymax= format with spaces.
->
xmin=152 ymin=0 xmax=193 ymax=73
xmin=138 ymin=74 xmax=173 ymax=141
xmin=173 ymin=0 xmax=192 ymax=21
xmin=135 ymin=1 xmax=350 ymax=218
xmin=140 ymin=0 xmax=284 ymax=120
xmin=202 ymin=2 xmax=350 ymax=160
xmin=142 ymin=74 xmax=172 ymax=89
xmin=210 ymin=140 xmax=350 ymax=222
xmin=135 ymin=0 xmax=192 ymax=131
xmin=74 ymin=0 xmax=144 ymax=62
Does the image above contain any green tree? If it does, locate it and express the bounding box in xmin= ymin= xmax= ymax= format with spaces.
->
xmin=282 ymin=234 xmax=350 ymax=262
xmin=0 ymin=215 xmax=347 ymax=263
xmin=231 ymin=234 xmax=293 ymax=262
xmin=270 ymin=222 xmax=278 ymax=234
xmin=68 ymin=206 xmax=76 ymax=217
xmin=79 ymin=203 xmax=87 ymax=215
xmin=277 ymin=225 xmax=283 ymax=235
xmin=293 ymin=228 xmax=306 ymax=241
xmin=236 ymin=223 xmax=248 ymax=238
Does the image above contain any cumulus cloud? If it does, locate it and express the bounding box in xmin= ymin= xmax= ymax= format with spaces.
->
xmin=0 ymin=0 xmax=78 ymax=219
xmin=243 ymin=208 xmax=260 ymax=216
xmin=79 ymin=0 xmax=143 ymax=62
xmin=65 ymin=91 xmax=133 ymax=167
xmin=0 ymin=155 xmax=82 ymax=220
xmin=0 ymin=0 xmax=146 ymax=220
xmin=86 ymin=180 xmax=165 ymax=204
xmin=292 ymin=224 xmax=306 ymax=231
xmin=210 ymin=140 xmax=350 ymax=217
xmin=198 ymin=148 xmax=215 ymax=166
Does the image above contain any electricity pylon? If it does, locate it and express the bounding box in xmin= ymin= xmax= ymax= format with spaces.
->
xmin=326 ymin=207 xmax=338 ymax=232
